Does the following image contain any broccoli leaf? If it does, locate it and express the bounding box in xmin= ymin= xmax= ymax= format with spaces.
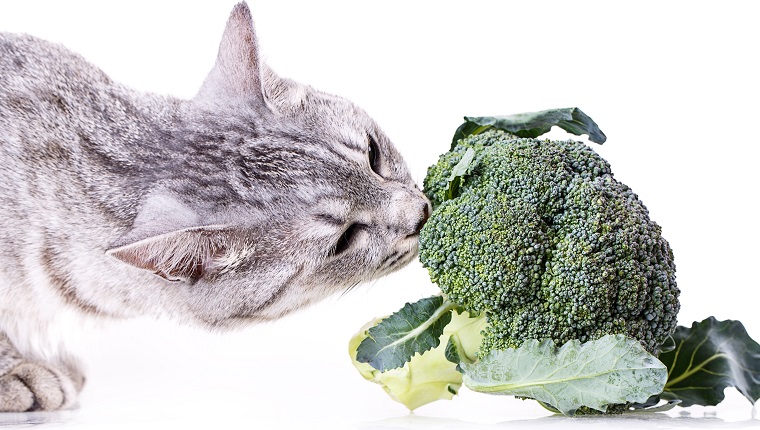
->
xmin=350 ymin=309 xmax=487 ymax=410
xmin=451 ymin=107 xmax=606 ymax=149
xmin=446 ymin=147 xmax=476 ymax=201
xmin=444 ymin=310 xmax=486 ymax=367
xmin=444 ymin=335 xmax=463 ymax=368
xmin=658 ymin=317 xmax=760 ymax=407
xmin=355 ymin=296 xmax=456 ymax=372
xmin=450 ymin=122 xmax=494 ymax=148
xmin=460 ymin=334 xmax=667 ymax=416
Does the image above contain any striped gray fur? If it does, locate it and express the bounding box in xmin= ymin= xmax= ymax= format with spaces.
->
xmin=0 ymin=2 xmax=429 ymax=411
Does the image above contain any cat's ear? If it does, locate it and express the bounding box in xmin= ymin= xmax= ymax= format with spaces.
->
xmin=261 ymin=64 xmax=307 ymax=114
xmin=106 ymin=193 xmax=241 ymax=283
xmin=195 ymin=2 xmax=267 ymax=107
xmin=106 ymin=226 xmax=233 ymax=283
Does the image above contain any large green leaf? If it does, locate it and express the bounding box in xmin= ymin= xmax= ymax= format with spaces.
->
xmin=659 ymin=317 xmax=760 ymax=407
xmin=460 ymin=334 xmax=667 ymax=416
xmin=451 ymin=107 xmax=606 ymax=149
xmin=355 ymin=296 xmax=456 ymax=372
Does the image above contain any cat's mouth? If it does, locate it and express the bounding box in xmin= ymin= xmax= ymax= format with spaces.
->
xmin=376 ymin=238 xmax=419 ymax=275
xmin=380 ymin=250 xmax=410 ymax=270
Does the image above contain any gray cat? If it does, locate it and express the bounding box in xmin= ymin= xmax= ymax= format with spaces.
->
xmin=0 ymin=2 xmax=429 ymax=411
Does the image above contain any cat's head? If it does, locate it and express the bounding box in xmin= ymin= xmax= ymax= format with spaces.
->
xmin=106 ymin=2 xmax=430 ymax=326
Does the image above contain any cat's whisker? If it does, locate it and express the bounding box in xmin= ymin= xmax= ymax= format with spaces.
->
xmin=338 ymin=281 xmax=361 ymax=299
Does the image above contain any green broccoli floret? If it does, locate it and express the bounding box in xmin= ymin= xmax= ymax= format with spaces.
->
xmin=419 ymin=129 xmax=679 ymax=357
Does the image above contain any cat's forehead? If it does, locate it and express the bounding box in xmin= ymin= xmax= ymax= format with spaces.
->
xmin=303 ymin=90 xmax=374 ymax=132
xmin=308 ymin=92 xmax=407 ymax=157
xmin=260 ymin=70 xmax=413 ymax=184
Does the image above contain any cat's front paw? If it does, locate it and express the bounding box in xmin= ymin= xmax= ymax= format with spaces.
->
xmin=0 ymin=361 xmax=83 ymax=412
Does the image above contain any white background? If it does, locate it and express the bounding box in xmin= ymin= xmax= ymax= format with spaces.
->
xmin=1 ymin=1 xmax=759 ymax=429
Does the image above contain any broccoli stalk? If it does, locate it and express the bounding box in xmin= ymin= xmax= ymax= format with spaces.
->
xmin=349 ymin=308 xmax=486 ymax=411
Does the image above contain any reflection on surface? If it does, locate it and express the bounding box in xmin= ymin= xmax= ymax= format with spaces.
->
xmin=0 ymin=410 xmax=76 ymax=427
xmin=357 ymin=408 xmax=760 ymax=430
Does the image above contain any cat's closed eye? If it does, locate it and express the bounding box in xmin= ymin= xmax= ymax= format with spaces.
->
xmin=332 ymin=222 xmax=366 ymax=256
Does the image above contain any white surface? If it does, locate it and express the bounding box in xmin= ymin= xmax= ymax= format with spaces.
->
xmin=1 ymin=1 xmax=759 ymax=429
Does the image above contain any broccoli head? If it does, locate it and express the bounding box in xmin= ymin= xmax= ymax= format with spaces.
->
xmin=419 ymin=129 xmax=679 ymax=356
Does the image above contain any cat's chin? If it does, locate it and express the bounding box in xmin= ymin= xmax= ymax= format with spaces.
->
xmin=374 ymin=236 xmax=419 ymax=277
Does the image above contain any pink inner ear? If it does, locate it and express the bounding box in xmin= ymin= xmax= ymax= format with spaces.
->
xmin=106 ymin=227 xmax=230 ymax=283
xmin=112 ymin=248 xmax=205 ymax=283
